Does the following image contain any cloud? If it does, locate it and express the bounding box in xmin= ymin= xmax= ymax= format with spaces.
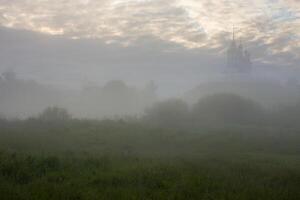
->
xmin=0 ymin=0 xmax=299 ymax=66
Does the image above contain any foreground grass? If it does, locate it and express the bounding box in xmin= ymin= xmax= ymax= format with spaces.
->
xmin=0 ymin=119 xmax=300 ymax=199
xmin=1 ymin=152 xmax=300 ymax=200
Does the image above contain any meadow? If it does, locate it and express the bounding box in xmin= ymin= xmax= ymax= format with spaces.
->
xmin=0 ymin=118 xmax=300 ymax=200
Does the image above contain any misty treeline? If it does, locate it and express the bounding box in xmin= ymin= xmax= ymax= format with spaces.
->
xmin=2 ymin=93 xmax=300 ymax=130
xmin=0 ymin=71 xmax=157 ymax=119
xmin=143 ymin=93 xmax=300 ymax=129
xmin=2 ymin=70 xmax=300 ymax=129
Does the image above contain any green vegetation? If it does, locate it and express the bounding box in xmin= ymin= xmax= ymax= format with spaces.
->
xmin=1 ymin=117 xmax=300 ymax=200
xmin=1 ymin=93 xmax=300 ymax=199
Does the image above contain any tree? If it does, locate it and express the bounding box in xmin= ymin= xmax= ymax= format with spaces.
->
xmin=2 ymin=70 xmax=16 ymax=82
xmin=38 ymin=107 xmax=71 ymax=121
xmin=271 ymin=100 xmax=300 ymax=128
xmin=101 ymin=80 xmax=138 ymax=116
xmin=192 ymin=93 xmax=264 ymax=125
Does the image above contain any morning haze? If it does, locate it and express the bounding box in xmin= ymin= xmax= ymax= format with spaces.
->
xmin=0 ymin=0 xmax=300 ymax=199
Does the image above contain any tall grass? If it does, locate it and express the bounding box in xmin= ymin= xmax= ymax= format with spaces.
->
xmin=0 ymin=119 xmax=300 ymax=199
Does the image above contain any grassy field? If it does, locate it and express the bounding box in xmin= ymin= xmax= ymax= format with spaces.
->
xmin=0 ymin=119 xmax=300 ymax=199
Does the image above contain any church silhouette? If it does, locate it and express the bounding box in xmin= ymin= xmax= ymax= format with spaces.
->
xmin=226 ymin=27 xmax=252 ymax=74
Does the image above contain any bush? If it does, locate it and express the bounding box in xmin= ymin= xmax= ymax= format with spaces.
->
xmin=144 ymin=99 xmax=189 ymax=128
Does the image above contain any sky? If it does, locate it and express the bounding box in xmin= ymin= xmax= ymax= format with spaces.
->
xmin=0 ymin=0 xmax=299 ymax=95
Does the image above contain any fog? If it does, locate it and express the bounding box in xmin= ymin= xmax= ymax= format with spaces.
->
xmin=0 ymin=26 xmax=300 ymax=120
xmin=0 ymin=71 xmax=158 ymax=119
xmin=1 ymin=65 xmax=300 ymax=120
xmin=1 ymin=1 xmax=300 ymax=198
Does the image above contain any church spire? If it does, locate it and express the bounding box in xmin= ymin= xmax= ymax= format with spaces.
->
xmin=226 ymin=26 xmax=252 ymax=74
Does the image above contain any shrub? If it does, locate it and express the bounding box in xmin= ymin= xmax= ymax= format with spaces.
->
xmin=144 ymin=99 xmax=189 ymax=128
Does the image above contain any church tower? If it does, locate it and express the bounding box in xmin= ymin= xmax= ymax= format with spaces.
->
xmin=226 ymin=27 xmax=252 ymax=74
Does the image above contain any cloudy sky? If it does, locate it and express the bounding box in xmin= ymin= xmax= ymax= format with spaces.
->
xmin=0 ymin=0 xmax=299 ymax=95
